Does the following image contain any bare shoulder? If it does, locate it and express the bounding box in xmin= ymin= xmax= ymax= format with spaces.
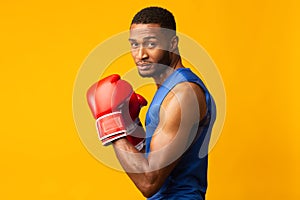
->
xmin=162 ymin=82 xmax=207 ymax=121
xmin=150 ymin=81 xmax=207 ymax=158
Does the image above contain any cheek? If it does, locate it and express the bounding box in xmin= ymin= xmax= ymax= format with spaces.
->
xmin=130 ymin=50 xmax=138 ymax=60
xmin=148 ymin=49 xmax=167 ymax=62
xmin=130 ymin=51 xmax=135 ymax=59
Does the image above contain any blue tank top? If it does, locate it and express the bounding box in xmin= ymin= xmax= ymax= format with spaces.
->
xmin=145 ymin=68 xmax=216 ymax=200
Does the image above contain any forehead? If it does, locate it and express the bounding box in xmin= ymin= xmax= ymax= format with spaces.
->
xmin=129 ymin=24 xmax=164 ymax=40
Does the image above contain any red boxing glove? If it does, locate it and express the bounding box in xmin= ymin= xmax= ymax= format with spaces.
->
xmin=86 ymin=74 xmax=147 ymax=150
xmin=125 ymin=93 xmax=147 ymax=150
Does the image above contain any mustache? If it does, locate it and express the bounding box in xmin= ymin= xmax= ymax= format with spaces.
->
xmin=136 ymin=61 xmax=152 ymax=66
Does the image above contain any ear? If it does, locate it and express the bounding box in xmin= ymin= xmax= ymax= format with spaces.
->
xmin=169 ymin=35 xmax=179 ymax=52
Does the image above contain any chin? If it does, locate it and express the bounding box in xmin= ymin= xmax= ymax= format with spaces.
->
xmin=138 ymin=70 xmax=153 ymax=78
xmin=137 ymin=64 xmax=169 ymax=78
xmin=137 ymin=66 xmax=155 ymax=78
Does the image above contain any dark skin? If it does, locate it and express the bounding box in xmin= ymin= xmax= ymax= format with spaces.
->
xmin=113 ymin=23 xmax=207 ymax=198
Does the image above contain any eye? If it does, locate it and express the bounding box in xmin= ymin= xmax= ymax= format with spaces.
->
xmin=130 ymin=42 xmax=139 ymax=49
xmin=146 ymin=42 xmax=157 ymax=49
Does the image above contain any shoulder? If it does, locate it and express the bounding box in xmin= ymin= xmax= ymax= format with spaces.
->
xmin=172 ymin=81 xmax=205 ymax=97
xmin=161 ymin=81 xmax=207 ymax=121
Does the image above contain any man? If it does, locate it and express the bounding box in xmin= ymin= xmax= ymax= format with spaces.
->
xmin=87 ymin=7 xmax=216 ymax=199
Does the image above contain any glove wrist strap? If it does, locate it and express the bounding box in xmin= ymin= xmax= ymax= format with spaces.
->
xmin=96 ymin=111 xmax=127 ymax=145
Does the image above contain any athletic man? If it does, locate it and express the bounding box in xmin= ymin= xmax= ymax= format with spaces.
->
xmin=87 ymin=7 xmax=216 ymax=199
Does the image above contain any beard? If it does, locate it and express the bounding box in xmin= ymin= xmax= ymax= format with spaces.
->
xmin=137 ymin=51 xmax=171 ymax=78
xmin=137 ymin=63 xmax=171 ymax=78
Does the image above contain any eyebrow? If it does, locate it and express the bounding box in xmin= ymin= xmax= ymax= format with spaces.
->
xmin=128 ymin=36 xmax=158 ymax=42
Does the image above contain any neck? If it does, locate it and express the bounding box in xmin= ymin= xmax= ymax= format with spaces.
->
xmin=153 ymin=55 xmax=184 ymax=88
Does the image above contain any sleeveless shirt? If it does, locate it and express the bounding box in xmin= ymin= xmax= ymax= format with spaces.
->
xmin=145 ymin=68 xmax=216 ymax=200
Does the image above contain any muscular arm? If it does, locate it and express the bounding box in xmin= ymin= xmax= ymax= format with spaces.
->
xmin=113 ymin=82 xmax=207 ymax=197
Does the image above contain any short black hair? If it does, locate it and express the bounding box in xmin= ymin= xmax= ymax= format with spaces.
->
xmin=131 ymin=7 xmax=176 ymax=31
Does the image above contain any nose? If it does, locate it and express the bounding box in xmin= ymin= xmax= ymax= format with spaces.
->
xmin=136 ymin=46 xmax=148 ymax=60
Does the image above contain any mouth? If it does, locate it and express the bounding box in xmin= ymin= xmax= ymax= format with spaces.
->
xmin=137 ymin=63 xmax=152 ymax=70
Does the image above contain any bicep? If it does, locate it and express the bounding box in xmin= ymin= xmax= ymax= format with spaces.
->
xmin=148 ymin=82 xmax=204 ymax=172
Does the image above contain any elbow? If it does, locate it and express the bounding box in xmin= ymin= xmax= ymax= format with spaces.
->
xmin=138 ymin=176 xmax=160 ymax=198
xmin=143 ymin=192 xmax=154 ymax=198
xmin=140 ymin=184 xmax=157 ymax=198
xmin=136 ymin=172 xmax=163 ymax=197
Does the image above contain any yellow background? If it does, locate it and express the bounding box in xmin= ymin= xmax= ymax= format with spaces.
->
xmin=0 ymin=0 xmax=299 ymax=199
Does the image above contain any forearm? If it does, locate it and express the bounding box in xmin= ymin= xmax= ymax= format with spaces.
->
xmin=112 ymin=137 xmax=161 ymax=197
xmin=112 ymin=124 xmax=183 ymax=197
xmin=113 ymin=138 xmax=150 ymax=173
